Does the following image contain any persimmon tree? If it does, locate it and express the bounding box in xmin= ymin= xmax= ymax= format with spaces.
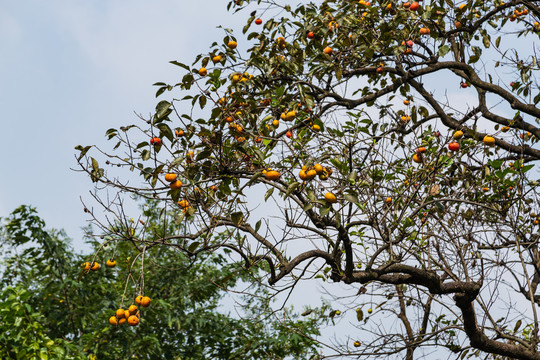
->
xmin=76 ymin=0 xmax=540 ymax=358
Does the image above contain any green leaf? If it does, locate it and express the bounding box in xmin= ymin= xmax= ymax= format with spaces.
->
xmin=188 ymin=241 xmax=200 ymax=253
xmin=169 ymin=60 xmax=190 ymax=70
xmin=231 ymin=212 xmax=244 ymax=226
xmin=356 ymin=308 xmax=364 ymax=322
xmin=75 ymin=145 xmax=92 ymax=161
xmin=344 ymin=193 xmax=359 ymax=205
xmin=285 ymin=182 xmax=300 ymax=199
xmin=264 ymin=187 xmax=274 ymax=201
xmin=155 ymin=100 xmax=172 ymax=121
xmin=438 ymin=45 xmax=450 ymax=57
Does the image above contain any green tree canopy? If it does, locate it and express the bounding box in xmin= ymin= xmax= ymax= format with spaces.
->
xmin=0 ymin=205 xmax=324 ymax=359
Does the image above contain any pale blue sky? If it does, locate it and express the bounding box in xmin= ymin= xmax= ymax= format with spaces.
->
xmin=0 ymin=1 xmax=235 ymax=245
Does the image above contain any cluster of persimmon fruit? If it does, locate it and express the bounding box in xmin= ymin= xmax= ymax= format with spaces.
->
xmin=298 ymin=164 xmax=333 ymax=182
xmin=412 ymin=129 xmax=498 ymax=164
xmin=82 ymin=258 xmax=117 ymax=272
xmin=109 ymin=295 xmax=152 ymax=327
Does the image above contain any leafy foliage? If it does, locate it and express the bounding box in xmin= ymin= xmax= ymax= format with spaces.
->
xmin=76 ymin=0 xmax=540 ymax=358
xmin=0 ymin=205 xmax=324 ymax=359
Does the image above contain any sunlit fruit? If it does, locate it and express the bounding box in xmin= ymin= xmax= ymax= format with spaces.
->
xmin=128 ymin=305 xmax=138 ymax=315
xmin=265 ymin=170 xmax=281 ymax=180
xmin=164 ymin=173 xmax=177 ymax=182
xmin=286 ymin=110 xmax=297 ymax=120
xmin=314 ymin=164 xmax=324 ymax=174
xmin=460 ymin=82 xmax=468 ymax=88
xmin=212 ymin=55 xmax=222 ymax=63
xmin=140 ymin=296 xmax=151 ymax=308
xmin=128 ymin=315 xmax=139 ymax=326
xmin=403 ymin=99 xmax=410 ymax=105
xmin=299 ymin=169 xmax=308 ymax=181
xmin=306 ymin=169 xmax=317 ymax=180
xmin=178 ymin=199 xmax=189 ymax=208
xmin=419 ymin=27 xmax=430 ymax=35
xmin=412 ymin=154 xmax=423 ymax=163
xmin=325 ymin=192 xmax=337 ymax=203
xmin=150 ymin=137 xmax=161 ymax=146
xmin=175 ymin=129 xmax=185 ymax=137
xmin=106 ymin=259 xmax=116 ymax=268
xmin=416 ymin=147 xmax=426 ymax=154
xmin=116 ymin=309 xmax=126 ymax=318
xmin=409 ymin=2 xmax=419 ymax=11
xmin=483 ymin=135 xmax=496 ymax=146
xmin=170 ymin=180 xmax=183 ymax=190
xmin=453 ymin=130 xmax=464 ymax=139
xmin=501 ymin=126 xmax=510 ymax=132
xmin=135 ymin=295 xmax=144 ymax=305
xmin=307 ymin=31 xmax=314 ymax=39
xmin=90 ymin=262 xmax=100 ymax=271
xmin=82 ymin=262 xmax=91 ymax=271
xmin=254 ymin=18 xmax=262 ymax=25
xmin=286 ymin=131 xmax=292 ymax=138
xmin=385 ymin=197 xmax=392 ymax=203
xmin=368 ymin=308 xmax=373 ymax=314
xmin=198 ymin=68 xmax=207 ymax=76
xmin=109 ymin=316 xmax=118 ymax=326
xmin=354 ymin=341 xmax=361 ymax=347
xmin=312 ymin=124 xmax=321 ymax=131
xmin=403 ymin=2 xmax=411 ymax=8
xmin=118 ymin=318 xmax=127 ymax=325
xmin=227 ymin=40 xmax=237 ymax=49
xmin=448 ymin=142 xmax=460 ymax=151
xmin=323 ymin=46 xmax=333 ymax=55
xmin=272 ymin=119 xmax=280 ymax=127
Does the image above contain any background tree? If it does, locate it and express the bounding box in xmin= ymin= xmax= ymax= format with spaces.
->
xmin=76 ymin=0 xmax=540 ymax=358
xmin=0 ymin=204 xmax=324 ymax=359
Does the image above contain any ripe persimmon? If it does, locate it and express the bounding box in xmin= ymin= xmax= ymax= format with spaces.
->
xmin=109 ymin=316 xmax=118 ymax=326
xmin=128 ymin=315 xmax=139 ymax=326
xmin=128 ymin=305 xmax=138 ymax=315
xmin=90 ymin=262 xmax=100 ymax=271
xmin=198 ymin=68 xmax=207 ymax=76
xmin=448 ymin=142 xmax=460 ymax=151
xmin=135 ymin=295 xmax=144 ymax=305
xmin=170 ymin=180 xmax=183 ymax=190
xmin=324 ymin=192 xmax=337 ymax=203
xmin=227 ymin=40 xmax=237 ymax=49
xmin=106 ymin=259 xmax=116 ymax=268
xmin=140 ymin=296 xmax=151 ymax=308
xmin=265 ymin=170 xmax=281 ymax=181
xmin=483 ymin=135 xmax=496 ymax=146
xmin=164 ymin=173 xmax=177 ymax=182
xmin=453 ymin=130 xmax=464 ymax=139
xmin=116 ymin=309 xmax=126 ymax=318
xmin=323 ymin=47 xmax=333 ymax=55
